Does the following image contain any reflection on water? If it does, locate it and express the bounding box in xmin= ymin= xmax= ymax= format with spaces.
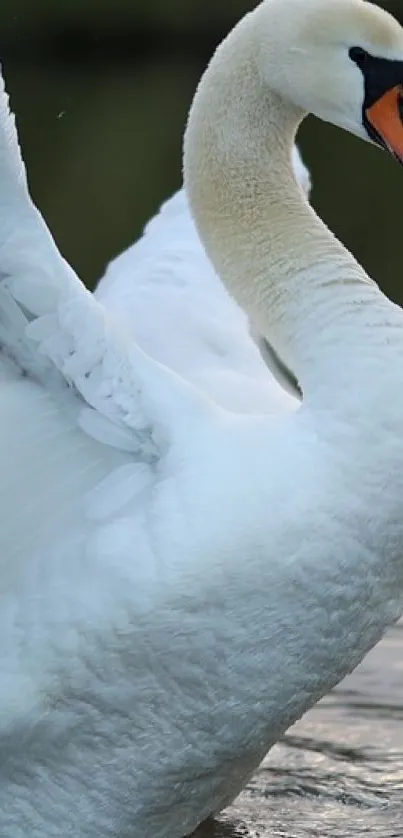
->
xmin=193 ymin=623 xmax=403 ymax=837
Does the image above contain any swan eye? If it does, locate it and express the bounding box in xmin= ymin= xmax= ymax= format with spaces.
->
xmin=349 ymin=46 xmax=369 ymax=66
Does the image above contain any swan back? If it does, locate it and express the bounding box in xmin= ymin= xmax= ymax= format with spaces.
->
xmin=96 ymin=142 xmax=312 ymax=414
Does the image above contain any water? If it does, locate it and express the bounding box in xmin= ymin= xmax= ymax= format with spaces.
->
xmin=194 ymin=623 xmax=403 ymax=837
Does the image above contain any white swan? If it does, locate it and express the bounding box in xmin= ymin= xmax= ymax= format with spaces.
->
xmin=2 ymin=0 xmax=403 ymax=836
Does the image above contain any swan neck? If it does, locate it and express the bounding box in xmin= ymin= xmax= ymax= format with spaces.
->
xmin=183 ymin=8 xmax=401 ymax=393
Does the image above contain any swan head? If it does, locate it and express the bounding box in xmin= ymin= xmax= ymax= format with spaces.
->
xmin=257 ymin=0 xmax=403 ymax=161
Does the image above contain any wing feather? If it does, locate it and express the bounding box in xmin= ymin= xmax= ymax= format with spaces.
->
xmin=0 ymin=70 xmax=191 ymax=464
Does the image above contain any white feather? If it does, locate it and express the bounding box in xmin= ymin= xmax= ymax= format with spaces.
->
xmin=96 ymin=184 xmax=306 ymax=414
xmin=2 ymin=3 xmax=403 ymax=836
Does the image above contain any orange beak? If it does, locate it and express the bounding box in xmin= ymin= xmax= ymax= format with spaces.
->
xmin=365 ymin=85 xmax=403 ymax=163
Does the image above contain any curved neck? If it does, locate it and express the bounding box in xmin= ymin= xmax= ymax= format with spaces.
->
xmin=183 ymin=9 xmax=402 ymax=395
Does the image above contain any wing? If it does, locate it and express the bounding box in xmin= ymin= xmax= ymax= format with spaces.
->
xmin=0 ymin=68 xmax=210 ymax=557
xmin=96 ymin=147 xmax=310 ymax=414
xmin=0 ymin=71 xmax=203 ymax=460
xmin=0 ymin=70 xmax=229 ymax=751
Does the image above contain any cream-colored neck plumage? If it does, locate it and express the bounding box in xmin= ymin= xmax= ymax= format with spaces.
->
xmin=183 ymin=5 xmax=399 ymax=394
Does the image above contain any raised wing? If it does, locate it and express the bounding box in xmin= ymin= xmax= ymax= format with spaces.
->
xmin=0 ymin=65 xmax=232 ymax=768
xmin=0 ymin=71 xmax=198 ymax=466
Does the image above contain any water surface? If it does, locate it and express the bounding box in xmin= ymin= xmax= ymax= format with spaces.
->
xmin=194 ymin=623 xmax=403 ymax=837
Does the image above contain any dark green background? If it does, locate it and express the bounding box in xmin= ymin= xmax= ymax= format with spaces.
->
xmin=1 ymin=0 xmax=402 ymax=297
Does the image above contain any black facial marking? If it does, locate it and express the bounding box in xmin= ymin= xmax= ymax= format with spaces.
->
xmin=350 ymin=46 xmax=369 ymax=67
xmin=349 ymin=46 xmax=403 ymax=153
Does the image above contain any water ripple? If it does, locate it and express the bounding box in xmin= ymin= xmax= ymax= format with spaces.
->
xmin=192 ymin=623 xmax=403 ymax=837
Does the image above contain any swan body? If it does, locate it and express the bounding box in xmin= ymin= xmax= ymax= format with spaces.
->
xmin=2 ymin=1 xmax=403 ymax=836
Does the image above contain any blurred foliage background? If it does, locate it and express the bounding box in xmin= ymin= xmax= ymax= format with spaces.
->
xmin=0 ymin=0 xmax=402 ymax=297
